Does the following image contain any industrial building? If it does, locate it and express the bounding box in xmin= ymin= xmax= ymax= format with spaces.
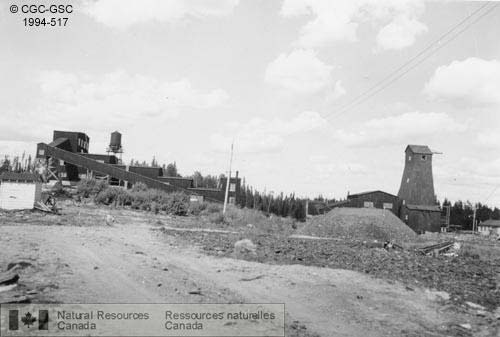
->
xmin=343 ymin=191 xmax=400 ymax=215
xmin=397 ymin=145 xmax=441 ymax=233
xmin=36 ymin=130 xmax=240 ymax=204
xmin=329 ymin=145 xmax=442 ymax=233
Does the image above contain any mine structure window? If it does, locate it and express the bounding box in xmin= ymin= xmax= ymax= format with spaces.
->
xmin=229 ymin=197 xmax=236 ymax=204
xmin=383 ymin=203 xmax=393 ymax=209
xmin=408 ymin=156 xmax=412 ymax=161
xmin=229 ymin=183 xmax=236 ymax=192
xmin=363 ymin=201 xmax=374 ymax=208
xmin=421 ymin=155 xmax=427 ymax=161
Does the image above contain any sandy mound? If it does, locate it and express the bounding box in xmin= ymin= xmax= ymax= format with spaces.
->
xmin=299 ymin=207 xmax=416 ymax=243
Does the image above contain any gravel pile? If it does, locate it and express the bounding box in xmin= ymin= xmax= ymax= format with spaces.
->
xmin=299 ymin=207 xmax=416 ymax=243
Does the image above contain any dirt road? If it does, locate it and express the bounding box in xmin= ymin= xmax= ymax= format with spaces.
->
xmin=0 ymin=208 xmax=481 ymax=336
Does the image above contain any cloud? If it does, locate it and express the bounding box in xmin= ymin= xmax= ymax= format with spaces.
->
xmin=265 ymin=49 xmax=338 ymax=95
xmin=477 ymin=131 xmax=500 ymax=148
xmin=0 ymin=70 xmax=229 ymax=143
xmin=210 ymin=111 xmax=327 ymax=153
xmin=309 ymin=154 xmax=368 ymax=177
xmin=376 ymin=15 xmax=427 ymax=50
xmin=333 ymin=111 xmax=467 ymax=147
xmin=424 ymin=58 xmax=500 ymax=105
xmin=279 ymin=0 xmax=426 ymax=49
xmin=83 ymin=0 xmax=239 ymax=29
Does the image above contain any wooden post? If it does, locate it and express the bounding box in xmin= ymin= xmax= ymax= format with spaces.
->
xmin=223 ymin=142 xmax=234 ymax=215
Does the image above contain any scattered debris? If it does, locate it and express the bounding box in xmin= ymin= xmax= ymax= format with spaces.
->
xmin=188 ymin=289 xmax=202 ymax=295
xmin=417 ymin=241 xmax=455 ymax=256
xmin=494 ymin=307 xmax=500 ymax=320
xmin=105 ymin=215 xmax=115 ymax=226
xmin=0 ymin=284 xmax=17 ymax=293
xmin=425 ymin=289 xmax=450 ymax=301
xmin=459 ymin=323 xmax=472 ymax=330
xmin=239 ymin=275 xmax=265 ymax=282
xmin=0 ymin=271 xmax=20 ymax=285
xmin=35 ymin=194 xmax=59 ymax=214
xmin=7 ymin=261 xmax=33 ymax=271
xmin=234 ymin=239 xmax=257 ymax=258
xmin=466 ymin=302 xmax=486 ymax=311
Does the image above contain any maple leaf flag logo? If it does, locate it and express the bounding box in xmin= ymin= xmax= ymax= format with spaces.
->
xmin=21 ymin=312 xmax=37 ymax=328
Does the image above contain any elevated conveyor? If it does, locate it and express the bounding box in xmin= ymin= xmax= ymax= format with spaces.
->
xmin=37 ymin=143 xmax=178 ymax=193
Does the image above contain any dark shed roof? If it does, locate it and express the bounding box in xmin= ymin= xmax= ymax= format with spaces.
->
xmin=0 ymin=172 xmax=42 ymax=182
xmin=479 ymin=219 xmax=500 ymax=227
xmin=348 ymin=190 xmax=398 ymax=199
xmin=406 ymin=145 xmax=433 ymax=155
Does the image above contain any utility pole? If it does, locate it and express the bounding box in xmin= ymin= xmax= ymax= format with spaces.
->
xmin=222 ymin=141 xmax=234 ymax=215
xmin=472 ymin=205 xmax=477 ymax=232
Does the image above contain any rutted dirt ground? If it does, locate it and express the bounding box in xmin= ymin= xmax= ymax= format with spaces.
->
xmin=0 ymin=206 xmax=497 ymax=336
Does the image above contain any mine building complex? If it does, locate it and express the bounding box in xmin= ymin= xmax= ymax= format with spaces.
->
xmin=36 ymin=130 xmax=241 ymax=204
xmin=328 ymin=145 xmax=442 ymax=233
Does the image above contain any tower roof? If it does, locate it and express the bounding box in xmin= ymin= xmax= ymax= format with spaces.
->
xmin=406 ymin=145 xmax=433 ymax=155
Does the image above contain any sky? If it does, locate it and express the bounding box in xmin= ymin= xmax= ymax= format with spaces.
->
xmin=1 ymin=0 xmax=500 ymax=206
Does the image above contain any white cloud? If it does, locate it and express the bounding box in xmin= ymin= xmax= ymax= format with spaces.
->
xmin=376 ymin=15 xmax=427 ymax=50
xmin=83 ymin=0 xmax=239 ymax=29
xmin=280 ymin=0 xmax=426 ymax=49
xmin=477 ymin=131 xmax=500 ymax=148
xmin=424 ymin=58 xmax=500 ymax=105
xmin=265 ymin=49 xmax=337 ymax=95
xmin=0 ymin=70 xmax=229 ymax=142
xmin=333 ymin=111 xmax=467 ymax=147
xmin=210 ymin=111 xmax=327 ymax=153
xmin=309 ymin=154 xmax=368 ymax=177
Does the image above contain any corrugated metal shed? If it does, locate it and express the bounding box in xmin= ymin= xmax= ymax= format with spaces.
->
xmin=0 ymin=172 xmax=42 ymax=210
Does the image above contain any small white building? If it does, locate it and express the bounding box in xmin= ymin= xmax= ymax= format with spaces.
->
xmin=0 ymin=172 xmax=42 ymax=210
xmin=477 ymin=219 xmax=500 ymax=236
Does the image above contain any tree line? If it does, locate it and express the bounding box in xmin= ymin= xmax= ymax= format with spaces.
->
xmin=441 ymin=199 xmax=500 ymax=230
xmin=3 ymin=154 xmax=500 ymax=226
xmin=0 ymin=153 xmax=36 ymax=173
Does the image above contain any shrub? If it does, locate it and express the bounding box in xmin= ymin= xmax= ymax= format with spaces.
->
xmin=204 ymin=203 xmax=222 ymax=214
xmin=163 ymin=192 xmax=190 ymax=215
xmin=95 ymin=187 xmax=131 ymax=206
xmin=76 ymin=178 xmax=108 ymax=198
xmin=116 ymin=188 xmax=190 ymax=215
xmin=188 ymin=201 xmax=208 ymax=216
xmin=208 ymin=212 xmax=227 ymax=225
xmin=131 ymin=182 xmax=148 ymax=192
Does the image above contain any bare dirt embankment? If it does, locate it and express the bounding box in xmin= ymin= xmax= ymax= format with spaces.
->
xmin=0 ymin=205 xmax=498 ymax=337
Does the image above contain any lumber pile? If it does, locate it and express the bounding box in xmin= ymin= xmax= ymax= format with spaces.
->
xmin=417 ymin=241 xmax=455 ymax=255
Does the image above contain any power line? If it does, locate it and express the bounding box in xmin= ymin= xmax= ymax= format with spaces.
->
xmin=483 ymin=185 xmax=500 ymax=204
xmin=327 ymin=2 xmax=490 ymax=117
xmin=323 ymin=2 xmax=498 ymax=121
